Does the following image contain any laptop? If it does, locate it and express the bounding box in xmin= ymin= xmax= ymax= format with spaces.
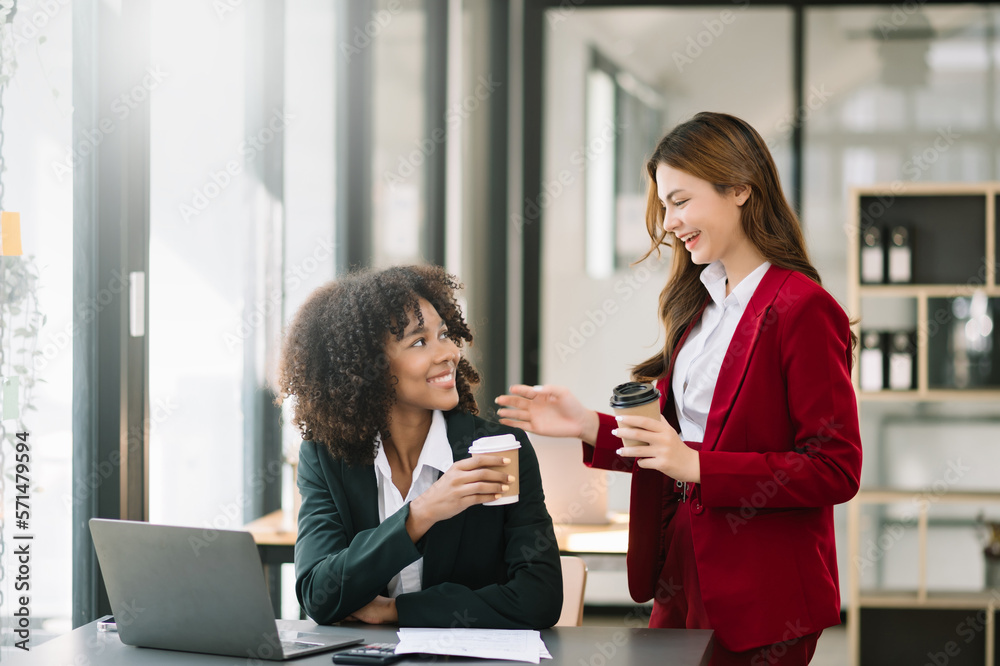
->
xmin=89 ymin=518 xmax=364 ymax=660
xmin=532 ymin=434 xmax=611 ymax=525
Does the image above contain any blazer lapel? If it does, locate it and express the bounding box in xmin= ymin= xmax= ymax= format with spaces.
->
xmin=418 ymin=410 xmax=475 ymax=587
xmin=702 ymin=266 xmax=792 ymax=452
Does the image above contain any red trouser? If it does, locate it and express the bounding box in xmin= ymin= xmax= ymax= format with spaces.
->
xmin=648 ymin=497 xmax=823 ymax=665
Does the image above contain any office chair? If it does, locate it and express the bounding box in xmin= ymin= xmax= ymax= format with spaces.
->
xmin=556 ymin=555 xmax=588 ymax=627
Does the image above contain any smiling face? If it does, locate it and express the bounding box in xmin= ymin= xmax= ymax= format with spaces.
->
xmin=385 ymin=297 xmax=461 ymax=419
xmin=655 ymin=162 xmax=751 ymax=266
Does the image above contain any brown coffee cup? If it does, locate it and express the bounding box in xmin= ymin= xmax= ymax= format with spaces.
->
xmin=609 ymin=382 xmax=662 ymax=447
xmin=468 ymin=434 xmax=520 ymax=506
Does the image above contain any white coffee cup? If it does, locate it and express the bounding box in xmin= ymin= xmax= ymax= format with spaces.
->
xmin=468 ymin=434 xmax=521 ymax=506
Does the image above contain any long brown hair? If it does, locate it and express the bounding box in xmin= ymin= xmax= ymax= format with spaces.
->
xmin=632 ymin=111 xmax=855 ymax=381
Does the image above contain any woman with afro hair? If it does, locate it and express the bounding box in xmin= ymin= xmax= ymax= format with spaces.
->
xmin=278 ymin=264 xmax=562 ymax=628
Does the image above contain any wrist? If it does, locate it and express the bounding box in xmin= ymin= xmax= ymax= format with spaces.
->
xmin=581 ymin=410 xmax=600 ymax=445
xmin=405 ymin=497 xmax=434 ymax=543
xmin=689 ymin=449 xmax=702 ymax=484
xmin=388 ymin=598 xmax=399 ymax=623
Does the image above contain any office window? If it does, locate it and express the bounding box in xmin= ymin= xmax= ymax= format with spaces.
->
xmin=147 ymin=0 xmax=249 ymax=527
xmin=281 ymin=0 xmax=338 ymax=619
xmin=0 ymin=1 xmax=74 ymax=638
xmin=372 ymin=0 xmax=427 ymax=267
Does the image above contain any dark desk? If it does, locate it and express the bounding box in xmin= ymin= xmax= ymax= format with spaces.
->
xmin=14 ymin=620 xmax=713 ymax=665
xmin=243 ymin=510 xmax=631 ymax=618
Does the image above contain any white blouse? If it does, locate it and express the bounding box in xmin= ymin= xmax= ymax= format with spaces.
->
xmin=372 ymin=409 xmax=453 ymax=597
xmin=671 ymin=260 xmax=771 ymax=443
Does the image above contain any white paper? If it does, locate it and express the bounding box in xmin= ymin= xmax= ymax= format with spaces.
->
xmin=395 ymin=628 xmax=550 ymax=663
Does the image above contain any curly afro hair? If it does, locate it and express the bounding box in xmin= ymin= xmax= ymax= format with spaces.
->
xmin=276 ymin=264 xmax=480 ymax=466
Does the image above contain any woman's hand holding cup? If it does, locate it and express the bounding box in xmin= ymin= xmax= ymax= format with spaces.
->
xmin=612 ymin=414 xmax=701 ymax=483
xmin=406 ymin=455 xmax=511 ymax=542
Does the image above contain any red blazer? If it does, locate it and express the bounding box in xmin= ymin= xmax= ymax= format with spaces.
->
xmin=583 ymin=266 xmax=862 ymax=651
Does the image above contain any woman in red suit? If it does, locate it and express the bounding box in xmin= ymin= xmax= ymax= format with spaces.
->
xmin=496 ymin=111 xmax=862 ymax=665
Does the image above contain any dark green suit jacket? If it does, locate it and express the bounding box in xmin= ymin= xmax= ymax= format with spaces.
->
xmin=294 ymin=410 xmax=563 ymax=629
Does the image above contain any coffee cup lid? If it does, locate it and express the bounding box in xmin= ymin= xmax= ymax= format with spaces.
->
xmin=609 ymin=381 xmax=661 ymax=408
xmin=468 ymin=434 xmax=521 ymax=453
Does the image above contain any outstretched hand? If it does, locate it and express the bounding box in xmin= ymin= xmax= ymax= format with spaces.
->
xmin=495 ymin=385 xmax=599 ymax=444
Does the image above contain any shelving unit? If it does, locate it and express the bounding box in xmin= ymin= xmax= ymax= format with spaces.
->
xmin=847 ymin=490 xmax=1000 ymax=666
xmin=846 ymin=183 xmax=1000 ymax=666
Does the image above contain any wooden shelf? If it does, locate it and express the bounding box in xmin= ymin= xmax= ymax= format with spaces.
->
xmin=856 ymin=488 xmax=1000 ymax=504
xmin=858 ymin=590 xmax=1000 ymax=610
xmin=851 ymin=182 xmax=1000 ymax=196
xmin=858 ymin=389 xmax=1000 ymax=402
xmin=858 ymin=284 xmax=1000 ymax=298
xmin=846 ymin=182 xmax=1000 ymax=666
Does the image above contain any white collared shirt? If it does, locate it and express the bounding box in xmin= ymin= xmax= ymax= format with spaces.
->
xmin=671 ymin=260 xmax=771 ymax=442
xmin=373 ymin=409 xmax=454 ymax=598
